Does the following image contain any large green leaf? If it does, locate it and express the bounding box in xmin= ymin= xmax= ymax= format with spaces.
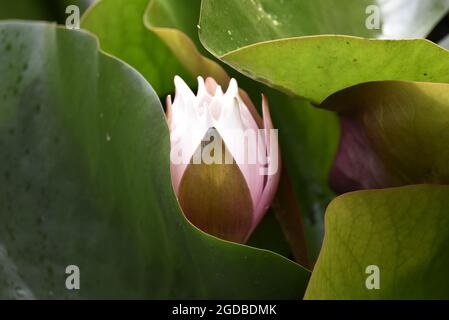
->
xmin=199 ymin=0 xmax=449 ymax=104
xmin=305 ymin=185 xmax=449 ymax=299
xmin=81 ymin=0 xmax=193 ymax=95
xmin=320 ymin=80 xmax=449 ymax=192
xmin=0 ymin=21 xmax=309 ymax=299
xmin=200 ymin=0 xmax=449 ymax=55
xmin=214 ymin=36 xmax=449 ymax=104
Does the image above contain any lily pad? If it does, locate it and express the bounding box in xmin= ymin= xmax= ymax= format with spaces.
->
xmin=305 ymin=185 xmax=449 ymax=299
xmin=0 ymin=21 xmax=310 ymax=299
xmin=199 ymin=0 xmax=449 ymax=104
xmin=200 ymin=0 xmax=449 ymax=55
xmin=216 ymin=36 xmax=449 ymax=104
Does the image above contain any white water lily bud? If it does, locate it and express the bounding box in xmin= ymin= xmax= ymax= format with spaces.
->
xmin=166 ymin=76 xmax=280 ymax=243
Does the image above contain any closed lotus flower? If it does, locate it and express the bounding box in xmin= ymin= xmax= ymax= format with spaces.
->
xmin=166 ymin=76 xmax=280 ymax=243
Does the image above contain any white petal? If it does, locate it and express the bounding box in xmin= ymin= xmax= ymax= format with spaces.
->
xmin=215 ymin=85 xmax=224 ymax=97
xmin=197 ymin=76 xmax=207 ymax=97
xmin=209 ymin=92 xmax=224 ymax=121
xmin=196 ymin=76 xmax=213 ymax=117
xmin=170 ymin=76 xmax=212 ymax=193
xmin=174 ymin=75 xmax=195 ymax=102
xmin=225 ymin=78 xmax=239 ymax=99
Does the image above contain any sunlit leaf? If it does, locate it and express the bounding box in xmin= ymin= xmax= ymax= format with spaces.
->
xmin=200 ymin=0 xmax=449 ymax=55
xmin=199 ymin=0 xmax=449 ymax=103
xmin=305 ymin=185 xmax=449 ymax=299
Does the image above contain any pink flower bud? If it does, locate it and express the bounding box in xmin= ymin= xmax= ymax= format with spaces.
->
xmin=166 ymin=76 xmax=281 ymax=243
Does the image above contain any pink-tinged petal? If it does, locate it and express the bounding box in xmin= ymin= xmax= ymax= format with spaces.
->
xmin=250 ymin=96 xmax=281 ymax=235
xmin=239 ymin=89 xmax=263 ymax=129
xmin=238 ymin=98 xmax=260 ymax=133
xmin=170 ymin=162 xmax=186 ymax=195
xmin=205 ymin=77 xmax=219 ymax=95
xmin=261 ymin=95 xmax=273 ymax=156
xmin=330 ymin=115 xmax=394 ymax=193
xmin=166 ymin=95 xmax=173 ymax=127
